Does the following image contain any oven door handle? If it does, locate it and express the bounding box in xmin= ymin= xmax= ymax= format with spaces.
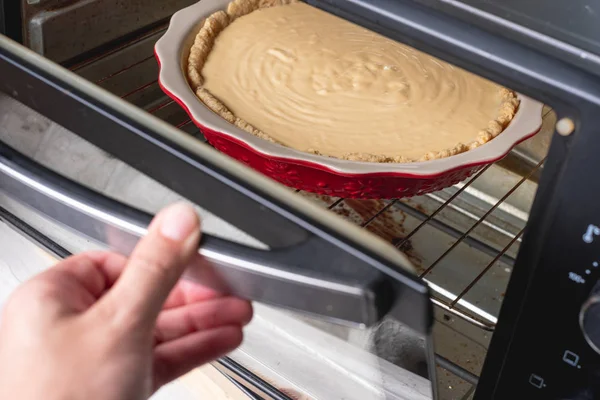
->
xmin=0 ymin=143 xmax=400 ymax=327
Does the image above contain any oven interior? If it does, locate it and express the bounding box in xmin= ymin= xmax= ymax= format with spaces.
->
xmin=0 ymin=1 xmax=564 ymax=399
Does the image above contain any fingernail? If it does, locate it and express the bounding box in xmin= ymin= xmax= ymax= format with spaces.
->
xmin=159 ymin=202 xmax=199 ymax=242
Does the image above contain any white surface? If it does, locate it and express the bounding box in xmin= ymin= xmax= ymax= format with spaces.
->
xmin=0 ymin=222 xmax=55 ymax=304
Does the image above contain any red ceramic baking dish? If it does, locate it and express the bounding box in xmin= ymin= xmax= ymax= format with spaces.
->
xmin=155 ymin=0 xmax=543 ymax=199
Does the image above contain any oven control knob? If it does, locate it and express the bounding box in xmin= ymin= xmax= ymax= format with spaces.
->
xmin=580 ymin=295 xmax=600 ymax=353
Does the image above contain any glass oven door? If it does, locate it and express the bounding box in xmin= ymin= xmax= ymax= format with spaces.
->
xmin=0 ymin=35 xmax=437 ymax=399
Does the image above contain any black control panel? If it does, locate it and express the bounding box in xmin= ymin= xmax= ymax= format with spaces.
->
xmin=489 ymin=220 xmax=600 ymax=399
xmin=471 ymin=102 xmax=600 ymax=398
xmin=475 ymin=156 xmax=600 ymax=400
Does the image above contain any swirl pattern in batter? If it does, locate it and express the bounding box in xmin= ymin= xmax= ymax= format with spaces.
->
xmin=189 ymin=0 xmax=519 ymax=162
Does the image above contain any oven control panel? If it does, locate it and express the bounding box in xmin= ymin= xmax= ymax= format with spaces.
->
xmin=480 ymin=220 xmax=600 ymax=399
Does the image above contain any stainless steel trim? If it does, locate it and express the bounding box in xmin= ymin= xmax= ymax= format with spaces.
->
xmin=213 ymin=359 xmax=290 ymax=400
xmin=1 ymin=158 xmax=146 ymax=237
xmin=0 ymin=151 xmax=383 ymax=326
xmin=0 ymin=159 xmax=359 ymax=294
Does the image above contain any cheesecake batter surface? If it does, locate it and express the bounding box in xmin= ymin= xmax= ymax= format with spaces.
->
xmin=189 ymin=0 xmax=518 ymax=162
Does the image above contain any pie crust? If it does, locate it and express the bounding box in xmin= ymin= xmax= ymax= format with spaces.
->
xmin=187 ymin=0 xmax=519 ymax=163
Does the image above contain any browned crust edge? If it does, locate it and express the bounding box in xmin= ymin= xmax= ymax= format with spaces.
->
xmin=187 ymin=0 xmax=519 ymax=163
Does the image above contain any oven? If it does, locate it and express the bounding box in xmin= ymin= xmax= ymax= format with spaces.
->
xmin=0 ymin=0 xmax=597 ymax=399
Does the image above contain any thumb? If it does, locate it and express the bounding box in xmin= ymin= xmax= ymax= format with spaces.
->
xmin=100 ymin=202 xmax=201 ymax=325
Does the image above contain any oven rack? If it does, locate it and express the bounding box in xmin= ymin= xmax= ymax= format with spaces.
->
xmin=69 ymin=25 xmax=545 ymax=336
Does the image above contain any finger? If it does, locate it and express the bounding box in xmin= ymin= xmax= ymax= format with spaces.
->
xmin=154 ymin=298 xmax=252 ymax=343
xmin=153 ymin=325 xmax=243 ymax=389
xmin=52 ymin=252 xmax=127 ymax=298
xmin=62 ymin=252 xmax=221 ymax=307
xmin=11 ymin=252 xmax=128 ymax=319
xmin=162 ymin=279 xmax=223 ymax=310
xmin=6 ymin=269 xmax=98 ymax=320
xmin=100 ymin=202 xmax=201 ymax=324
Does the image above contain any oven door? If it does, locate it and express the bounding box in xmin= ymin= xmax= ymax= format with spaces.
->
xmin=0 ymin=35 xmax=437 ymax=399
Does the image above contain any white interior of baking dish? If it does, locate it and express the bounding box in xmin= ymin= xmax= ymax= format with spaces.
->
xmin=155 ymin=0 xmax=544 ymax=176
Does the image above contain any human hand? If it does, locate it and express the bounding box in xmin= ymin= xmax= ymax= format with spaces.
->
xmin=0 ymin=202 xmax=252 ymax=400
